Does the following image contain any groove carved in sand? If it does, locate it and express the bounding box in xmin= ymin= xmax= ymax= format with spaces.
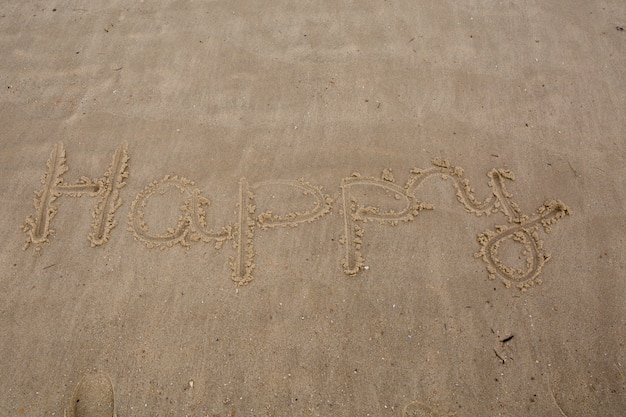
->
xmin=341 ymin=159 xmax=570 ymax=289
xmin=127 ymin=175 xmax=232 ymax=249
xmin=128 ymin=176 xmax=333 ymax=286
xmin=475 ymin=199 xmax=570 ymax=290
xmin=22 ymin=142 xmax=129 ymax=250
xmin=341 ymin=171 xmax=427 ymax=275
xmin=23 ymin=143 xmax=569 ymax=290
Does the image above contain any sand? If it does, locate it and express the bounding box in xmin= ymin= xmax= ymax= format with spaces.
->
xmin=0 ymin=1 xmax=624 ymax=416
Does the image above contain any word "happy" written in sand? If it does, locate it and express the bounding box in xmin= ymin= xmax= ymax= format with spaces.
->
xmin=23 ymin=143 xmax=570 ymax=290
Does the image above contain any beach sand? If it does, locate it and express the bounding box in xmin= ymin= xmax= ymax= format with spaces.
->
xmin=0 ymin=1 xmax=624 ymax=416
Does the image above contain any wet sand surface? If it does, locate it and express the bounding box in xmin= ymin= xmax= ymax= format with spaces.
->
xmin=0 ymin=1 xmax=624 ymax=416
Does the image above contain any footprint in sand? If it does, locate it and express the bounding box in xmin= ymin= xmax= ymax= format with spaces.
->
xmin=403 ymin=400 xmax=440 ymax=417
xmin=64 ymin=373 xmax=116 ymax=417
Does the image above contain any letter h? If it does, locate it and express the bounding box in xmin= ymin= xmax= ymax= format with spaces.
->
xmin=22 ymin=142 xmax=129 ymax=249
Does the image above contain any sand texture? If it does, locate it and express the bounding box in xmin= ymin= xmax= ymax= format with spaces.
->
xmin=0 ymin=1 xmax=624 ymax=416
